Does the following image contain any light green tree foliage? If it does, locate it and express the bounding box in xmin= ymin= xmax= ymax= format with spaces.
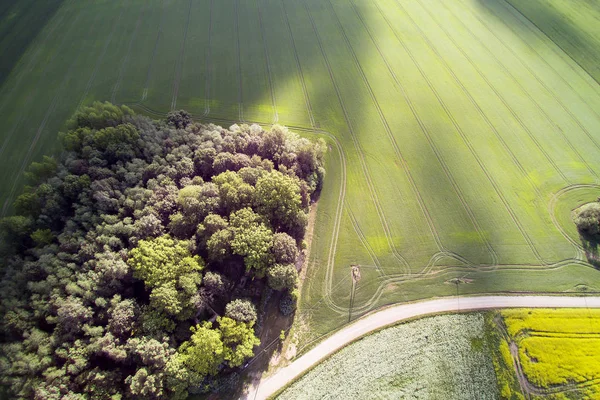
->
xmin=128 ymin=235 xmax=203 ymax=319
xmin=213 ymin=171 xmax=254 ymax=214
xmin=229 ymin=208 xmax=274 ymax=275
xmin=574 ymin=202 xmax=600 ymax=236
xmin=218 ymin=317 xmax=260 ymax=367
xmin=177 ymin=322 xmax=224 ymax=378
xmin=255 ymin=170 xmax=305 ymax=234
xmin=267 ymin=264 xmax=298 ymax=291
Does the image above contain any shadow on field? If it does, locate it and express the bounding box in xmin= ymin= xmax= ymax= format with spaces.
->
xmin=0 ymin=0 xmax=66 ymax=89
xmin=474 ymin=0 xmax=600 ymax=84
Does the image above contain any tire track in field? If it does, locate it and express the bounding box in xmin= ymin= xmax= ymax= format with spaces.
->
xmin=2 ymin=11 xmax=102 ymax=216
xmin=111 ymin=1 xmax=148 ymax=104
xmin=494 ymin=0 xmax=600 ymax=96
xmin=280 ymin=0 xmax=316 ymax=128
xmin=300 ymin=0 xmax=404 ymax=296
xmin=0 ymin=8 xmax=81 ymax=159
xmin=234 ymin=0 xmax=243 ymax=122
xmin=399 ymin=0 xmax=568 ymax=186
xmin=322 ymin=0 xmax=429 ymax=276
xmin=346 ymin=0 xmax=498 ymax=267
xmin=0 ymin=0 xmax=73 ymax=113
xmin=77 ymin=0 xmax=129 ymax=109
xmin=142 ymin=0 xmax=167 ymax=102
xmin=170 ymin=0 xmax=193 ymax=111
xmin=348 ymin=208 xmax=385 ymax=276
xmin=256 ymin=0 xmax=279 ymax=124
xmin=373 ymin=0 xmax=544 ymax=202
xmin=203 ymin=0 xmax=213 ymax=116
xmin=430 ymin=0 xmax=599 ymax=180
xmin=459 ymin=0 xmax=600 ymax=154
xmin=392 ymin=0 xmax=547 ymax=264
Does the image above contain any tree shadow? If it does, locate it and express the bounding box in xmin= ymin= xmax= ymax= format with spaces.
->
xmin=473 ymin=0 xmax=600 ymax=84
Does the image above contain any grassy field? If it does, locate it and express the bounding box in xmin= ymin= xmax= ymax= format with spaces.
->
xmin=496 ymin=309 xmax=600 ymax=399
xmin=278 ymin=313 xmax=499 ymax=399
xmin=2 ymin=0 xmax=600 ymax=346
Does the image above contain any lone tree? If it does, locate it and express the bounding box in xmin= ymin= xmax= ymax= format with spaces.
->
xmin=574 ymin=202 xmax=600 ymax=237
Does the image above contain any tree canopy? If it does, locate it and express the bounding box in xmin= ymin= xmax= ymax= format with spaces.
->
xmin=0 ymin=102 xmax=325 ymax=399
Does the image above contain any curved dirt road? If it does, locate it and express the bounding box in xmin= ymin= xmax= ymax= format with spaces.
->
xmin=247 ymin=295 xmax=600 ymax=399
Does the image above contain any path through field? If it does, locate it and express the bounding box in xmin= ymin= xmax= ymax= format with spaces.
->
xmin=246 ymin=295 xmax=600 ymax=400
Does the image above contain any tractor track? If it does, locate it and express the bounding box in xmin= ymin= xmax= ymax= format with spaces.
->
xmin=203 ymin=0 xmax=213 ymax=116
xmin=256 ymin=0 xmax=279 ymax=124
xmin=78 ymin=0 xmax=129 ymax=109
xmin=141 ymin=0 xmax=167 ymax=102
xmin=234 ymin=0 xmax=244 ymax=122
xmin=111 ymin=1 xmax=148 ymax=104
xmin=348 ymin=208 xmax=385 ymax=276
xmin=392 ymin=0 xmax=547 ymax=265
xmin=280 ymin=0 xmax=316 ymax=129
xmin=170 ymin=0 xmax=193 ymax=111
xmin=428 ymin=0 xmax=599 ymax=181
xmin=347 ymin=0 xmax=497 ymax=267
xmin=453 ymin=0 xmax=600 ymax=160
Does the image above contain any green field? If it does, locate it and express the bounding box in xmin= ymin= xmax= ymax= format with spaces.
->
xmin=2 ymin=0 xmax=600 ymax=347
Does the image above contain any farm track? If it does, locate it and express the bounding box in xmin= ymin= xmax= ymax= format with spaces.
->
xmin=249 ymin=295 xmax=600 ymax=399
xmin=234 ymin=0 xmax=243 ymax=122
xmin=256 ymin=0 xmax=278 ymax=124
xmin=111 ymin=2 xmax=147 ymax=104
xmin=393 ymin=0 xmax=547 ymax=264
xmin=428 ymin=0 xmax=599 ymax=181
xmin=2 ymin=10 xmax=101 ymax=216
xmin=280 ymin=0 xmax=316 ymax=129
xmin=170 ymin=0 xmax=193 ymax=111
xmin=345 ymin=0 xmax=497 ymax=267
xmin=453 ymin=1 xmax=600 ymax=159
xmin=141 ymin=0 xmax=166 ymax=102
xmin=78 ymin=1 xmax=128 ymax=109
xmin=203 ymin=0 xmax=213 ymax=116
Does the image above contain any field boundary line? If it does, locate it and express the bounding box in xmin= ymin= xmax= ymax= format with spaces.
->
xmin=461 ymin=0 xmax=600 ymax=147
xmin=250 ymin=295 xmax=600 ymax=399
xmin=111 ymin=1 xmax=148 ymax=104
xmin=77 ymin=0 xmax=129 ymax=109
xmin=391 ymin=0 xmax=548 ymax=264
xmin=256 ymin=0 xmax=279 ymax=124
xmin=141 ymin=0 xmax=166 ymax=102
xmin=432 ymin=0 xmax=599 ymax=180
xmin=280 ymin=0 xmax=316 ymax=128
xmin=170 ymin=0 xmax=193 ymax=111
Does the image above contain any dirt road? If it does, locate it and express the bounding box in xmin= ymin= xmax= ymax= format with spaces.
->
xmin=246 ymin=295 xmax=600 ymax=399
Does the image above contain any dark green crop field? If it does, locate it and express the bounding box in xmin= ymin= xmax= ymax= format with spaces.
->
xmin=2 ymin=0 xmax=600 ymax=345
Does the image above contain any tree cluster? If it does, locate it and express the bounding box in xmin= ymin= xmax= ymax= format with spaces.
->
xmin=0 ymin=103 xmax=325 ymax=399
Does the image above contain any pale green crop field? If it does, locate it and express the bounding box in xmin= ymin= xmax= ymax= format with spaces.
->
xmin=2 ymin=0 xmax=600 ymax=346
